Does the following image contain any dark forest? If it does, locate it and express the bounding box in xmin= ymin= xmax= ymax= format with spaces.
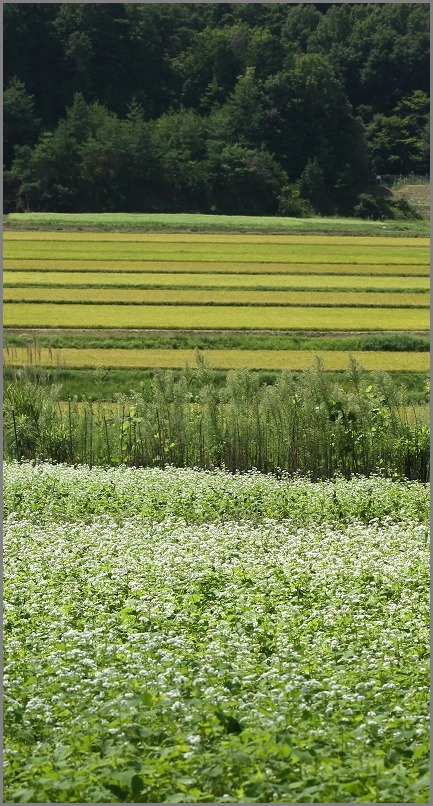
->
xmin=4 ymin=2 xmax=429 ymax=215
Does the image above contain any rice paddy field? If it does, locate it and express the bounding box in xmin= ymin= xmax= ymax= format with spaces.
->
xmin=2 ymin=227 xmax=430 ymax=384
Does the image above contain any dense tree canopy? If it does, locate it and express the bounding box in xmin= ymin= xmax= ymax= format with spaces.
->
xmin=3 ymin=3 xmax=429 ymax=215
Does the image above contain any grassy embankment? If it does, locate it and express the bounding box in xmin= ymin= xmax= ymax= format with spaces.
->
xmin=3 ymin=211 xmax=430 ymax=235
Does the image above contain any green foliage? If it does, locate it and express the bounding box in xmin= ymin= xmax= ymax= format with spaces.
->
xmin=150 ymin=109 xmax=209 ymax=211
xmin=8 ymin=94 xmax=160 ymax=213
xmin=367 ymin=91 xmax=430 ymax=175
xmin=207 ymin=142 xmax=287 ymax=215
xmin=354 ymin=193 xmax=422 ymax=222
xmin=354 ymin=194 xmax=394 ymax=221
xmin=3 ymin=77 xmax=40 ymax=170
xmin=172 ymin=22 xmax=250 ymax=111
xmin=392 ymin=197 xmax=423 ymax=221
xmin=277 ymin=185 xmax=314 ymax=218
xmin=214 ymin=66 xmax=266 ymax=146
xmin=297 ymin=158 xmax=328 ymax=215
xmin=282 ymin=4 xmax=322 ymax=52
xmin=261 ymin=53 xmax=369 ymax=214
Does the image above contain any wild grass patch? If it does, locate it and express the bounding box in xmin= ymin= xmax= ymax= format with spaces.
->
xmin=4 ymin=330 xmax=430 ymax=353
xmin=4 ymin=360 xmax=430 ymax=479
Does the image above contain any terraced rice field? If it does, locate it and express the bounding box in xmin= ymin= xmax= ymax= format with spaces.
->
xmin=3 ymin=230 xmax=429 ymax=376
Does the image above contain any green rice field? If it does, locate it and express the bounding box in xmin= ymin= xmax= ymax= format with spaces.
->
xmin=3 ymin=231 xmax=428 ymax=245
xmin=5 ymin=259 xmax=429 ymax=275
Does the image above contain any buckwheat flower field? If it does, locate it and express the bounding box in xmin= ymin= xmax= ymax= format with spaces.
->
xmin=3 ymin=463 xmax=430 ymax=803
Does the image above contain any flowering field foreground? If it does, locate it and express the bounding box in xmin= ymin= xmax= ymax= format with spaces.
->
xmin=4 ymin=464 xmax=430 ymax=803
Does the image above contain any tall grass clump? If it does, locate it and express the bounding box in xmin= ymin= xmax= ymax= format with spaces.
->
xmin=3 ymin=355 xmax=429 ymax=480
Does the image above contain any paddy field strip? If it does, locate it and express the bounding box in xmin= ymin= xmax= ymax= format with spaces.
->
xmin=4 ymin=231 xmax=429 ymax=245
xmin=3 ymin=237 xmax=429 ymax=265
xmin=4 ymin=286 xmax=429 ymax=308
xmin=4 ymin=346 xmax=430 ymax=373
xmin=4 ymin=260 xmax=429 ymax=276
xmin=3 ymin=270 xmax=430 ymax=291
xmin=4 ymin=302 xmax=429 ymax=331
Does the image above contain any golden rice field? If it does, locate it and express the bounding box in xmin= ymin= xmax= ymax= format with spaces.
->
xmin=4 ymin=286 xmax=429 ymax=308
xmin=3 ymin=271 xmax=430 ymax=291
xmin=4 ymin=302 xmax=429 ymax=331
xmin=4 ymin=346 xmax=430 ymax=373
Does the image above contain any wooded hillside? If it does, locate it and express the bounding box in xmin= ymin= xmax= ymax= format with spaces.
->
xmin=4 ymin=2 xmax=429 ymax=216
